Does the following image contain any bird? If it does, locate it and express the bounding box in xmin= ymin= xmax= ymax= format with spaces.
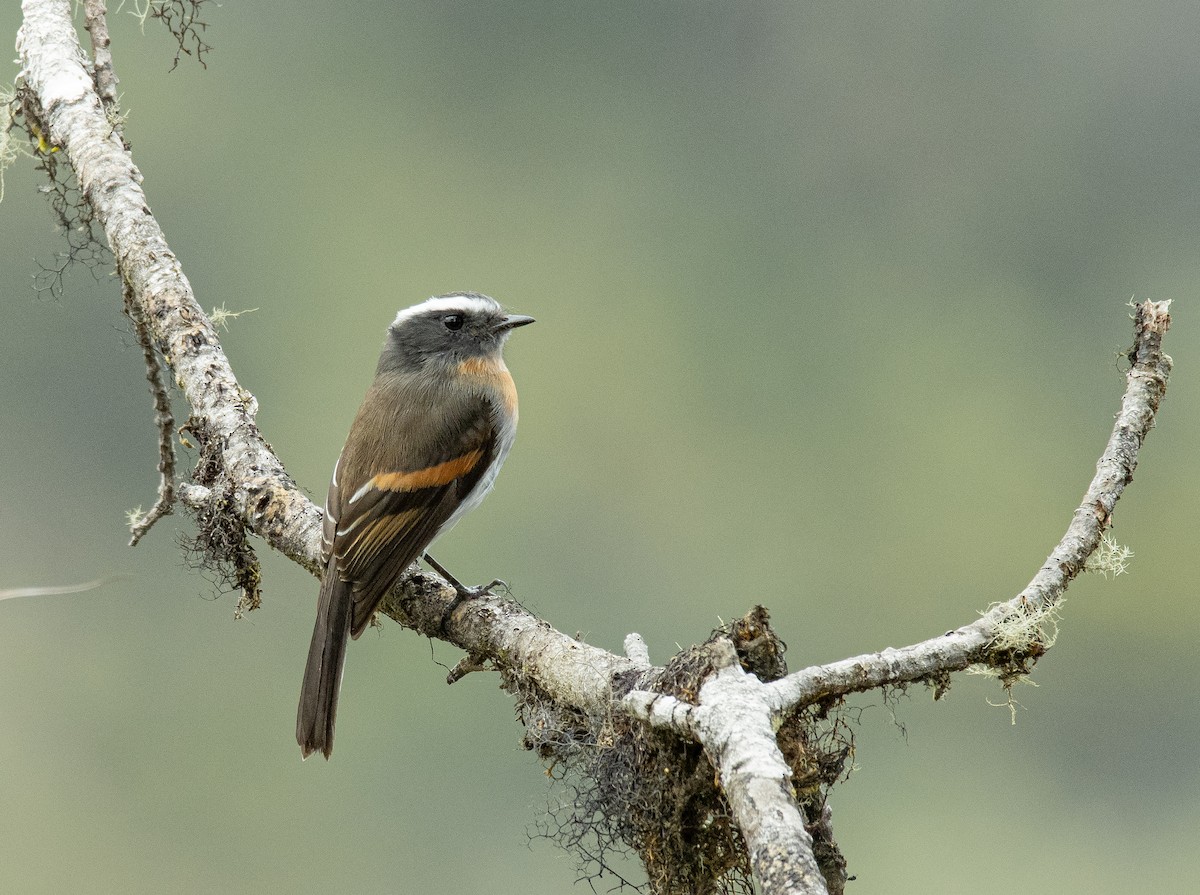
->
xmin=297 ymin=292 xmax=533 ymax=759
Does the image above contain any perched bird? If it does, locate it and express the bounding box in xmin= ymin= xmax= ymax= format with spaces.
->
xmin=297 ymin=292 xmax=533 ymax=759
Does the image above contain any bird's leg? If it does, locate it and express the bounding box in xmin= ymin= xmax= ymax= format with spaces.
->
xmin=422 ymin=552 xmax=506 ymax=600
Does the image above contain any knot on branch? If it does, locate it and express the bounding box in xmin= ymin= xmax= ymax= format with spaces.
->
xmin=722 ymin=604 xmax=789 ymax=681
xmin=516 ymin=606 xmax=852 ymax=894
xmin=518 ymin=619 xmax=755 ymax=894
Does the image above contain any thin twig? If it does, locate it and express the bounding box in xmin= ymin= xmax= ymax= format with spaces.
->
xmin=82 ymin=0 xmax=120 ymax=118
xmin=126 ymin=284 xmax=178 ymax=546
xmin=446 ymin=654 xmax=488 ymax=684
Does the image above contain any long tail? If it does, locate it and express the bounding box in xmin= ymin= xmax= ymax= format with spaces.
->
xmin=297 ymin=559 xmax=352 ymax=760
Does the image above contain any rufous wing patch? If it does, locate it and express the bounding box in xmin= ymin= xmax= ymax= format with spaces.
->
xmin=368 ymin=448 xmax=485 ymax=493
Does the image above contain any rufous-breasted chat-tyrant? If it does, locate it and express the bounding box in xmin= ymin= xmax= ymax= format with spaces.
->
xmin=297 ymin=292 xmax=533 ymax=759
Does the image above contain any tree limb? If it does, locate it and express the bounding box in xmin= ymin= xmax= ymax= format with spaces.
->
xmin=19 ymin=0 xmax=322 ymax=574
xmin=16 ymin=0 xmax=640 ymax=743
xmin=628 ymin=640 xmax=835 ymax=895
xmin=765 ymin=299 xmax=1171 ymax=713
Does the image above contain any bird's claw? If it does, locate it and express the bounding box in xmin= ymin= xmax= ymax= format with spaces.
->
xmin=423 ymin=553 xmax=507 ymax=600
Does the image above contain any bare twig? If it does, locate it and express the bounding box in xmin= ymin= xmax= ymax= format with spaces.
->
xmin=125 ymin=284 xmax=178 ymax=546
xmin=445 ymin=654 xmax=488 ymax=684
xmin=153 ymin=0 xmax=213 ymax=71
xmin=82 ymin=0 xmax=120 ymax=116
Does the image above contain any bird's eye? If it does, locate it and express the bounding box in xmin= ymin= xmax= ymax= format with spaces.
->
xmin=442 ymin=314 xmax=465 ymax=331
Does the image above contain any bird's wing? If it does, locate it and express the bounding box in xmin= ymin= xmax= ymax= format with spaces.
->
xmin=328 ymin=401 xmax=497 ymax=639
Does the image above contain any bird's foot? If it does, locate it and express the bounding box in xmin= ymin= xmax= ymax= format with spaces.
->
xmin=423 ymin=553 xmax=506 ymax=600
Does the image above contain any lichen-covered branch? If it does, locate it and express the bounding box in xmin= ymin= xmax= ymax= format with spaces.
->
xmin=16 ymin=0 xmax=637 ymax=732
xmin=19 ymin=0 xmax=321 ymax=575
xmin=628 ymin=640 xmax=836 ymax=895
xmin=765 ymin=300 xmax=1171 ymax=713
xmin=618 ymin=301 xmax=1170 ymax=895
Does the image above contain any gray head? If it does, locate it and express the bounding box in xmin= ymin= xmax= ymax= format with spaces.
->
xmin=380 ymin=292 xmax=534 ymax=374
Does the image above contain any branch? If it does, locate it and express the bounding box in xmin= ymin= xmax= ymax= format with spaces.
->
xmin=620 ymin=302 xmax=1170 ymax=895
xmin=765 ymin=300 xmax=1172 ymax=713
xmin=125 ymin=282 xmax=178 ymax=546
xmin=16 ymin=0 xmax=638 ymax=729
xmin=19 ymin=0 xmax=321 ymax=574
xmin=628 ymin=640 xmax=835 ymax=895
xmin=81 ymin=0 xmax=118 ymax=115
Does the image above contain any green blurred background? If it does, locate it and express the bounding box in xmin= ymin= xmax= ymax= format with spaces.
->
xmin=2 ymin=2 xmax=1197 ymax=892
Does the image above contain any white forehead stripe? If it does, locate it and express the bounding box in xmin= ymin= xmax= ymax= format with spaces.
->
xmin=391 ymin=294 xmax=500 ymax=327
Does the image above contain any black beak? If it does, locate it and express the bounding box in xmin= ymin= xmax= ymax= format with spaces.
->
xmin=494 ymin=314 xmax=535 ymax=332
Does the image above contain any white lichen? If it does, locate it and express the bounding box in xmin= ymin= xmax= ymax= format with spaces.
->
xmin=125 ymin=505 xmax=147 ymax=530
xmin=1084 ymin=534 xmax=1132 ymax=579
xmin=210 ymin=304 xmax=259 ymax=330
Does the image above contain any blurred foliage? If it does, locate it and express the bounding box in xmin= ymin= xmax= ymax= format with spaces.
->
xmin=1 ymin=2 xmax=1197 ymax=893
